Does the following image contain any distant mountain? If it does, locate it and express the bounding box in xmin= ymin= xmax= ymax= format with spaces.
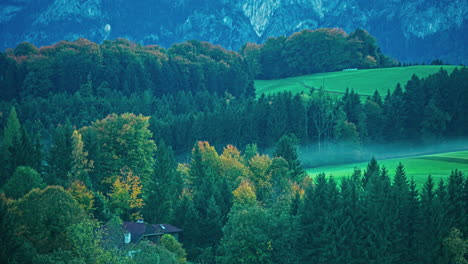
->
xmin=1 ymin=0 xmax=467 ymax=64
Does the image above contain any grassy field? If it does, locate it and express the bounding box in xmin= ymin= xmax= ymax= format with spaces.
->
xmin=255 ymin=65 xmax=458 ymax=97
xmin=306 ymin=150 xmax=468 ymax=186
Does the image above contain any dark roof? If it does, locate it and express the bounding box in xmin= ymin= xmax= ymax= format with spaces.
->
xmin=153 ymin=223 xmax=183 ymax=234
xmin=123 ymin=222 xmax=147 ymax=244
xmin=122 ymin=222 xmax=183 ymax=243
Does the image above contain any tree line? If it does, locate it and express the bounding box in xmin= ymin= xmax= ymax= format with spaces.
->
xmin=1 ymin=28 xmax=397 ymax=102
xmin=0 ymin=38 xmax=253 ymax=101
xmin=1 ymin=67 xmax=467 ymax=162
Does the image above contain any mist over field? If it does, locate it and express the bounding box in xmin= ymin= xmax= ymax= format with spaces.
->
xmin=299 ymin=139 xmax=468 ymax=169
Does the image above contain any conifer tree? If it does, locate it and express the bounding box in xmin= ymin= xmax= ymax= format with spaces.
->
xmin=143 ymin=139 xmax=181 ymax=224
xmin=363 ymin=157 xmax=379 ymax=187
xmin=418 ymin=175 xmax=450 ymax=263
xmin=218 ymin=181 xmax=272 ymax=264
xmin=4 ymin=166 xmax=45 ymax=199
xmin=46 ymin=123 xmax=74 ymax=186
xmin=447 ymin=170 xmax=466 ymax=230
xmin=274 ymin=134 xmax=305 ymax=182
xmin=1 ymin=107 xmax=41 ymax=185
xmin=300 ymin=173 xmax=340 ymax=263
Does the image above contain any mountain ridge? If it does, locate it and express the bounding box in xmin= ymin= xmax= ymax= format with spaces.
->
xmin=1 ymin=0 xmax=467 ymax=64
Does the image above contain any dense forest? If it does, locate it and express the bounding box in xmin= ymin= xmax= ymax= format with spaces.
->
xmin=1 ymin=28 xmax=468 ymax=264
xmin=240 ymin=28 xmax=396 ymax=79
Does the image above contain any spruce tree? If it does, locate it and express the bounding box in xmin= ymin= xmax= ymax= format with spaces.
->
xmin=143 ymin=139 xmax=181 ymax=224
xmin=4 ymin=166 xmax=46 ymax=199
xmin=46 ymin=123 xmax=74 ymax=186
xmin=1 ymin=107 xmax=21 ymax=185
xmin=418 ymin=175 xmax=450 ymax=264
xmin=274 ymin=134 xmax=305 ymax=182
xmin=363 ymin=157 xmax=379 ymax=187
xmin=447 ymin=170 xmax=465 ymax=230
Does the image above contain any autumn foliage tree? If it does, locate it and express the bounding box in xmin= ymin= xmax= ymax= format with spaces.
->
xmin=107 ymin=168 xmax=144 ymax=221
xmin=81 ymin=113 xmax=156 ymax=192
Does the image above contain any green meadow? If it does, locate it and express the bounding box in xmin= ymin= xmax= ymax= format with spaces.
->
xmin=255 ymin=65 xmax=458 ymax=97
xmin=306 ymin=150 xmax=468 ymax=186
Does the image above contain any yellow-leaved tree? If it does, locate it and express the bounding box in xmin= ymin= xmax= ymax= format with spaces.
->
xmin=108 ymin=168 xmax=144 ymax=221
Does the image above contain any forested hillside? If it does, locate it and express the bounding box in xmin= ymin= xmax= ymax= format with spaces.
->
xmin=241 ymin=28 xmax=396 ymax=79
xmin=1 ymin=30 xmax=468 ymax=264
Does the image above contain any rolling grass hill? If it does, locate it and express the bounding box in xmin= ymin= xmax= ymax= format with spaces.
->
xmin=306 ymin=150 xmax=468 ymax=186
xmin=255 ymin=65 xmax=458 ymax=97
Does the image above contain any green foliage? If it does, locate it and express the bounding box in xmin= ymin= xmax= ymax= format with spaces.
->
xmin=4 ymin=166 xmax=46 ymax=199
xmin=0 ymin=194 xmax=23 ymax=264
xmin=34 ymin=250 xmax=86 ymax=264
xmin=1 ymin=106 xmax=42 ymax=186
xmin=443 ymin=228 xmax=468 ymax=264
xmin=2 ymin=38 xmax=252 ymax=101
xmin=46 ymin=123 xmax=74 ymax=186
xmin=218 ymin=202 xmax=272 ymax=264
xmin=250 ymin=28 xmax=394 ymax=80
xmin=131 ymin=240 xmax=161 ymax=264
xmin=160 ymin=234 xmax=187 ymax=264
xmin=14 ymin=186 xmax=86 ymax=254
xmin=274 ymin=134 xmax=305 ymax=182
xmin=243 ymin=143 xmax=259 ymax=162
xmin=143 ymin=139 xmax=181 ymax=224
xmin=81 ymin=113 xmax=156 ymax=191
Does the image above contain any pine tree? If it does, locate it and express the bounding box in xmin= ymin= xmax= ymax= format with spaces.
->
xmin=174 ymin=193 xmax=200 ymax=259
xmin=418 ymin=175 xmax=450 ymax=264
xmin=3 ymin=166 xmax=46 ymax=199
xmin=243 ymin=143 xmax=259 ymax=162
xmin=335 ymin=171 xmax=366 ymax=264
xmin=274 ymin=134 xmax=305 ymax=182
xmin=1 ymin=107 xmax=34 ymax=186
xmin=143 ymin=139 xmax=181 ymax=224
xmin=447 ymin=170 xmax=466 ymax=230
xmin=46 ymin=123 xmax=74 ymax=186
xmin=300 ymin=173 xmax=340 ymax=263
xmin=362 ymin=166 xmax=398 ymax=264
xmin=218 ymin=180 xmax=272 ymax=264
xmin=363 ymin=157 xmax=379 ymax=187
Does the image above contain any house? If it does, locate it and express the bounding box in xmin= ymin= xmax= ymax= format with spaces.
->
xmin=122 ymin=220 xmax=183 ymax=245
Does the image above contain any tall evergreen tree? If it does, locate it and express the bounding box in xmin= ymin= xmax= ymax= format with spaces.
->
xmin=1 ymin=107 xmax=21 ymax=185
xmin=363 ymin=166 xmax=398 ymax=264
xmin=218 ymin=181 xmax=272 ymax=264
xmin=3 ymin=166 xmax=46 ymax=199
xmin=274 ymin=134 xmax=305 ymax=183
xmin=143 ymin=139 xmax=182 ymax=224
xmin=46 ymin=123 xmax=74 ymax=186
xmin=363 ymin=157 xmax=380 ymax=187
xmin=418 ymin=175 xmax=450 ymax=264
xmin=446 ymin=170 xmax=466 ymax=230
xmin=300 ymin=173 xmax=340 ymax=264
